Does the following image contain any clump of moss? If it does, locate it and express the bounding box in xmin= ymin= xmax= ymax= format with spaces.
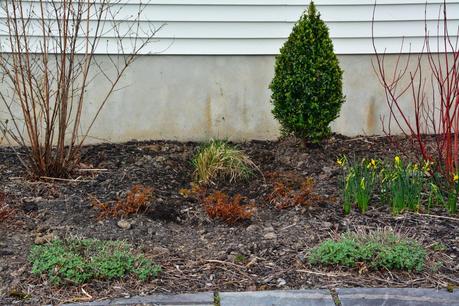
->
xmin=309 ymin=229 xmax=427 ymax=272
xmin=29 ymin=238 xmax=161 ymax=285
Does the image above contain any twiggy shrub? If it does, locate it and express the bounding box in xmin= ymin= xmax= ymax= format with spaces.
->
xmin=270 ymin=1 xmax=345 ymax=143
xmin=0 ymin=1 xmax=160 ymax=178
xmin=372 ymin=1 xmax=459 ymax=182
xmin=309 ymin=229 xmax=426 ymax=272
xmin=203 ymin=191 xmax=254 ymax=224
xmin=192 ymin=140 xmax=256 ymax=184
xmin=29 ymin=239 xmax=161 ymax=285
xmin=338 ymin=157 xmax=378 ymax=214
xmin=91 ymin=185 xmax=153 ymax=219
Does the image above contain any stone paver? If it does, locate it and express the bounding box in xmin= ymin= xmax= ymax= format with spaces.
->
xmin=63 ymin=292 xmax=214 ymax=306
xmin=62 ymin=288 xmax=459 ymax=306
xmin=219 ymin=290 xmax=335 ymax=306
xmin=337 ymin=288 xmax=459 ymax=306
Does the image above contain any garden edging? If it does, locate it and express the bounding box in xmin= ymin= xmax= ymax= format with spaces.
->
xmin=62 ymin=288 xmax=459 ymax=306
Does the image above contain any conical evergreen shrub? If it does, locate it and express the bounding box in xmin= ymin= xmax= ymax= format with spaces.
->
xmin=270 ymin=1 xmax=345 ymax=143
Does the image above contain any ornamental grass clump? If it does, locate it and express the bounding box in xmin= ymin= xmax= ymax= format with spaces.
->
xmin=309 ymin=229 xmax=427 ymax=272
xmin=192 ymin=139 xmax=257 ymax=184
xmin=337 ymin=156 xmax=379 ymax=214
xmin=270 ymin=1 xmax=345 ymax=143
xmin=29 ymin=238 xmax=161 ymax=285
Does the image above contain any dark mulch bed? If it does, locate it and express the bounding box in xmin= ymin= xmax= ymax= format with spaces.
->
xmin=0 ymin=135 xmax=458 ymax=305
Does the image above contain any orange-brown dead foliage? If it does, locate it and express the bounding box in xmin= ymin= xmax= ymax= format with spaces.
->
xmin=203 ymin=191 xmax=254 ymax=224
xmin=179 ymin=183 xmax=205 ymax=198
xmin=91 ymin=185 xmax=153 ymax=219
xmin=266 ymin=173 xmax=326 ymax=209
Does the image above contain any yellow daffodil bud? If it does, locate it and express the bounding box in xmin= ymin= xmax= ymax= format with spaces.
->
xmin=423 ymin=161 xmax=431 ymax=173
xmin=360 ymin=177 xmax=366 ymax=190
xmin=371 ymin=159 xmax=376 ymax=168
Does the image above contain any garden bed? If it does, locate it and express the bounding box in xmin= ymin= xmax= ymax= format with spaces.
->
xmin=0 ymin=135 xmax=458 ymax=305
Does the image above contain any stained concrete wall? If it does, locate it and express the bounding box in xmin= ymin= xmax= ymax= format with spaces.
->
xmin=0 ymin=54 xmax=421 ymax=143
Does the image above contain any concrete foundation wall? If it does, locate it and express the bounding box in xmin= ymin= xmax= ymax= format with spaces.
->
xmin=0 ymin=54 xmax=419 ymax=143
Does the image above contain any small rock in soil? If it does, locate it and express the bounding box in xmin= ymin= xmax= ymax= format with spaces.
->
xmin=154 ymin=156 xmax=166 ymax=163
xmin=145 ymin=144 xmax=162 ymax=152
xmin=246 ymin=225 xmax=258 ymax=232
xmin=277 ymin=278 xmax=287 ymax=287
xmin=117 ymin=220 xmax=132 ymax=230
xmin=264 ymin=232 xmax=277 ymax=240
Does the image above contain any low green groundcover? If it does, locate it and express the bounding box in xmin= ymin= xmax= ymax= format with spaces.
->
xmin=29 ymin=238 xmax=161 ymax=285
xmin=308 ymin=231 xmax=426 ymax=272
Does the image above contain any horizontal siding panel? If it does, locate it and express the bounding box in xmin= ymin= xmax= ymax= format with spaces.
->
xmin=1 ymin=1 xmax=458 ymax=54
xmin=21 ymin=0 xmax=458 ymax=5
xmin=3 ymin=20 xmax=458 ymax=39
xmin=3 ymin=3 xmax=459 ymax=22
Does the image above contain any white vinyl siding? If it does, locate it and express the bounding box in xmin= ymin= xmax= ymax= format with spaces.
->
xmin=1 ymin=0 xmax=459 ymax=54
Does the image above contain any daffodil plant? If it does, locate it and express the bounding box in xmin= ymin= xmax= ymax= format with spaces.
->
xmin=380 ymin=156 xmax=426 ymax=215
xmin=337 ymin=156 xmax=379 ymax=214
xmin=428 ymin=173 xmax=458 ymax=214
xmin=338 ymin=155 xmax=457 ymax=215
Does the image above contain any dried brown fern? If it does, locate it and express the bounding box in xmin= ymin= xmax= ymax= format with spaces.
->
xmin=203 ymin=191 xmax=254 ymax=224
xmin=267 ymin=177 xmax=326 ymax=209
xmin=91 ymin=185 xmax=153 ymax=219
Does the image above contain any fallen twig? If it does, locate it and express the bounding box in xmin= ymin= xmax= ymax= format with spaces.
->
xmin=411 ymin=213 xmax=459 ymax=222
xmin=296 ymin=269 xmax=351 ymax=277
xmin=205 ymin=259 xmax=246 ymax=269
xmin=76 ymin=168 xmax=108 ymax=172
xmin=40 ymin=176 xmax=94 ymax=183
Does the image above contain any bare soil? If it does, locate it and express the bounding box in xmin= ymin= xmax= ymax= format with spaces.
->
xmin=0 ymin=135 xmax=458 ymax=305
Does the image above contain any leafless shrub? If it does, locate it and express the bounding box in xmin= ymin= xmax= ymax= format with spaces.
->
xmin=0 ymin=0 xmax=162 ymax=178
xmin=372 ymin=0 xmax=459 ymax=180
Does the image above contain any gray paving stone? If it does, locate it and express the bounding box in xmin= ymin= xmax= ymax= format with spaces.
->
xmin=63 ymin=292 xmax=214 ymax=306
xmin=219 ymin=290 xmax=335 ymax=306
xmin=337 ymin=288 xmax=459 ymax=306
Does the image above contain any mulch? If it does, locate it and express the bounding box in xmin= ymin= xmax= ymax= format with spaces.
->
xmin=0 ymin=135 xmax=458 ymax=305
